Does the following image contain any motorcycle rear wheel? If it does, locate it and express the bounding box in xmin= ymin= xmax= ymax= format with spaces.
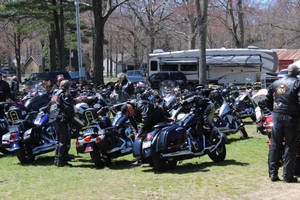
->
xmin=90 ymin=150 xmax=105 ymax=169
xmin=208 ymin=141 xmax=226 ymax=162
xmin=16 ymin=148 xmax=35 ymax=164
xmin=152 ymin=152 xmax=177 ymax=171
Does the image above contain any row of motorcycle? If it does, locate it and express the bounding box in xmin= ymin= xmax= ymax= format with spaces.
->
xmin=0 ymin=81 xmax=265 ymax=170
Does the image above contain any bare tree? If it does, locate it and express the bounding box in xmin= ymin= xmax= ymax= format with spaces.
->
xmin=127 ymin=0 xmax=173 ymax=53
xmin=92 ymin=0 xmax=129 ymax=85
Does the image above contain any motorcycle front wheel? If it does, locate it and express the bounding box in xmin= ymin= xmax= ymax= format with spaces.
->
xmin=208 ymin=140 xmax=226 ymax=162
xmin=16 ymin=147 xmax=35 ymax=164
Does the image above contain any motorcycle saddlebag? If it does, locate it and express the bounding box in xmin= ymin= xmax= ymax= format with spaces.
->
xmin=133 ymin=137 xmax=142 ymax=159
xmin=155 ymin=125 xmax=187 ymax=153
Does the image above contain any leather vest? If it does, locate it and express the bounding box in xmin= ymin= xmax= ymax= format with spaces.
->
xmin=271 ymin=77 xmax=299 ymax=116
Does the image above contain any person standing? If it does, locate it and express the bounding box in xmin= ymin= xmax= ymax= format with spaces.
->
xmin=10 ymin=76 xmax=19 ymax=100
xmin=50 ymin=74 xmax=64 ymax=94
xmin=50 ymin=80 xmax=74 ymax=167
xmin=114 ymin=73 xmax=134 ymax=101
xmin=0 ymin=73 xmax=10 ymax=102
xmin=264 ymin=64 xmax=300 ymax=182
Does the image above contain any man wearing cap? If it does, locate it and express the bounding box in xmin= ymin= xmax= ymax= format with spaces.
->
xmin=264 ymin=64 xmax=300 ymax=182
xmin=0 ymin=73 xmax=10 ymax=102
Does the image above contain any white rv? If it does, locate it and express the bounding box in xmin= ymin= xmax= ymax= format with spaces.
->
xmin=148 ymin=48 xmax=278 ymax=85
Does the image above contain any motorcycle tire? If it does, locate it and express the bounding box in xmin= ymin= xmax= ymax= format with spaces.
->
xmin=208 ymin=140 xmax=226 ymax=162
xmin=16 ymin=148 xmax=35 ymax=164
xmin=250 ymin=115 xmax=256 ymax=122
xmin=90 ymin=150 xmax=105 ymax=169
xmin=152 ymin=152 xmax=177 ymax=171
xmin=0 ymin=148 xmax=10 ymax=155
xmin=240 ymin=127 xmax=248 ymax=138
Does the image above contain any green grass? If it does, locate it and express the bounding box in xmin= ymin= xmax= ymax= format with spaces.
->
xmin=0 ymin=122 xmax=283 ymax=200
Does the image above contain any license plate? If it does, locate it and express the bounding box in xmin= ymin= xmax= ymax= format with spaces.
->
xmin=142 ymin=141 xmax=151 ymax=149
xmin=85 ymin=144 xmax=93 ymax=152
xmin=83 ymin=128 xmax=94 ymax=135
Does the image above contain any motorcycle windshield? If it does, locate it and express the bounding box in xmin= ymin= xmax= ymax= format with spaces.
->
xmin=25 ymin=94 xmax=50 ymax=111
xmin=219 ymin=103 xmax=230 ymax=117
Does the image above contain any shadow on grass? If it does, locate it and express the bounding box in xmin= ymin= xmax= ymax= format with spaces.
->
xmin=226 ymin=136 xmax=252 ymax=144
xmin=142 ymin=159 xmax=249 ymax=174
xmin=18 ymin=154 xmax=81 ymax=166
xmin=107 ymin=159 xmax=136 ymax=170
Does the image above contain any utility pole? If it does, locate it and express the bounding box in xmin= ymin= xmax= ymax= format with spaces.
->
xmin=74 ymin=0 xmax=84 ymax=82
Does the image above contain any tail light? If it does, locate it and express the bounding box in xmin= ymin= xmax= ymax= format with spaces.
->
xmin=84 ymin=135 xmax=92 ymax=142
xmin=11 ymin=134 xmax=15 ymax=141
xmin=146 ymin=132 xmax=154 ymax=140
xmin=76 ymin=140 xmax=80 ymax=146
xmin=96 ymin=137 xmax=101 ymax=142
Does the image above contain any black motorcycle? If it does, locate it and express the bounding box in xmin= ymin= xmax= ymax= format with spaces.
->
xmin=76 ymin=106 xmax=135 ymax=168
xmin=133 ymin=95 xmax=227 ymax=170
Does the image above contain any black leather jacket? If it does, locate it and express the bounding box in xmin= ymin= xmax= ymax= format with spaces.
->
xmin=116 ymin=78 xmax=134 ymax=98
xmin=49 ymin=90 xmax=75 ymax=123
xmin=265 ymin=76 xmax=300 ymax=117
xmin=0 ymin=80 xmax=10 ymax=101
xmin=128 ymin=100 xmax=168 ymax=134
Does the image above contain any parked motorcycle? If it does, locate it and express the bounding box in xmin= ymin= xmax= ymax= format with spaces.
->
xmin=12 ymin=110 xmax=56 ymax=164
xmin=212 ymin=94 xmax=248 ymax=138
xmin=233 ymin=89 xmax=256 ymax=122
xmin=76 ymin=106 xmax=135 ymax=168
xmin=133 ymin=95 xmax=227 ymax=170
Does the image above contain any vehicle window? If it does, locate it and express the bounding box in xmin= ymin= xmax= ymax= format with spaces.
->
xmin=161 ymin=64 xmax=178 ymax=71
xmin=170 ymin=72 xmax=186 ymax=80
xmin=180 ymin=64 xmax=197 ymax=71
xmin=150 ymin=61 xmax=158 ymax=71
xmin=149 ymin=74 xmax=156 ymax=81
xmin=158 ymin=73 xmax=169 ymax=80
xmin=127 ymin=71 xmax=142 ymax=76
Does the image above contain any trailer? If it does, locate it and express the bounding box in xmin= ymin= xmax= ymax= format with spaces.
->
xmin=148 ymin=48 xmax=278 ymax=85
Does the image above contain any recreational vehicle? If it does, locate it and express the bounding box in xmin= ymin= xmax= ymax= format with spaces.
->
xmin=148 ymin=48 xmax=278 ymax=85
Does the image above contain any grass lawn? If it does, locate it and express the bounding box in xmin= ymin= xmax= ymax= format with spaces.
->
xmin=0 ymin=120 xmax=295 ymax=200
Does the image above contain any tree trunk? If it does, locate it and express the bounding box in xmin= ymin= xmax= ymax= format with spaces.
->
xmin=14 ymin=32 xmax=21 ymax=82
xmin=93 ymin=0 xmax=104 ymax=85
xmin=237 ymin=0 xmax=244 ymax=48
xmin=109 ymin=35 xmax=113 ymax=77
xmin=195 ymin=0 xmax=208 ymax=85
xmin=189 ymin=18 xmax=196 ymax=49
xmin=106 ymin=47 xmax=109 ymax=77
xmin=49 ymin=24 xmax=57 ymax=71
xmin=59 ymin=0 xmax=66 ymax=71
xmin=52 ymin=0 xmax=64 ymax=71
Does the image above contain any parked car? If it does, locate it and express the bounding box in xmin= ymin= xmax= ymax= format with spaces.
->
xmin=126 ymin=70 xmax=144 ymax=77
xmin=0 ymin=68 xmax=15 ymax=76
xmin=148 ymin=71 xmax=187 ymax=89
xmin=24 ymin=71 xmax=71 ymax=86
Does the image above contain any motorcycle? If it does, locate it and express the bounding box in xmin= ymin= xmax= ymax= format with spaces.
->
xmin=133 ymin=95 xmax=227 ymax=170
xmin=233 ymin=89 xmax=256 ymax=122
xmin=76 ymin=107 xmax=135 ymax=168
xmin=212 ymin=95 xmax=248 ymax=138
xmin=12 ymin=110 xmax=56 ymax=164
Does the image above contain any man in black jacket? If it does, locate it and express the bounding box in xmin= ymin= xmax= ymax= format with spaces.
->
xmin=0 ymin=73 xmax=10 ymax=102
xmin=50 ymin=80 xmax=75 ymax=167
xmin=115 ymin=73 xmax=134 ymax=101
xmin=264 ymin=64 xmax=300 ymax=182
xmin=121 ymin=100 xmax=169 ymax=139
